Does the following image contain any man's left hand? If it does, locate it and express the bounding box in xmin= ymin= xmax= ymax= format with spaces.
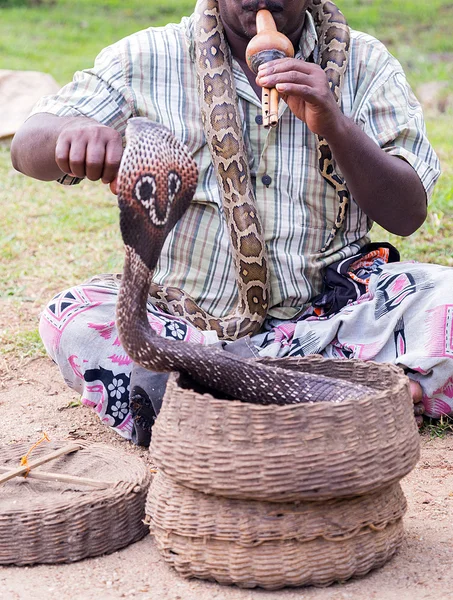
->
xmin=256 ymin=58 xmax=342 ymax=137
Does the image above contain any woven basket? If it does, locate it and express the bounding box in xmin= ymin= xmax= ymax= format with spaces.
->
xmin=0 ymin=441 xmax=151 ymax=565
xmin=147 ymin=470 xmax=407 ymax=544
xmin=150 ymin=357 xmax=420 ymax=502
xmin=147 ymin=471 xmax=406 ymax=590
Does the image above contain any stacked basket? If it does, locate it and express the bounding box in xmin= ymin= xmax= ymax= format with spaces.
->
xmin=145 ymin=356 xmax=420 ymax=589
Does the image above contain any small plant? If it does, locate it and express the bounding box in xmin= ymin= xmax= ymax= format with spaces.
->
xmin=422 ymin=415 xmax=453 ymax=439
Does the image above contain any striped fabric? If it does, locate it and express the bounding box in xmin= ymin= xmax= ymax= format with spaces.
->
xmin=31 ymin=12 xmax=441 ymax=320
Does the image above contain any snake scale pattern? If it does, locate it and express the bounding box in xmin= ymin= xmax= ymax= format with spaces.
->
xmin=115 ymin=0 xmax=370 ymax=406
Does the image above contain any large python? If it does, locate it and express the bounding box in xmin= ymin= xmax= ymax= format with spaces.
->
xmin=149 ymin=0 xmax=351 ymax=342
xmin=116 ymin=0 xmax=365 ymax=406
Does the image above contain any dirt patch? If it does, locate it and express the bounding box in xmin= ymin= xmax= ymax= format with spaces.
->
xmin=1 ymin=357 xmax=453 ymax=600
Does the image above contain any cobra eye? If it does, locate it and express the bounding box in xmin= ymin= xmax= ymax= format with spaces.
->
xmin=168 ymin=171 xmax=182 ymax=201
xmin=134 ymin=175 xmax=157 ymax=209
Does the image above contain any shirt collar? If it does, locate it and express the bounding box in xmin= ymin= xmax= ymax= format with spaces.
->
xmin=297 ymin=10 xmax=318 ymax=62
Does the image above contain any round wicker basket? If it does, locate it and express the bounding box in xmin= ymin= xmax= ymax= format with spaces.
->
xmin=0 ymin=441 xmax=151 ymax=565
xmin=150 ymin=357 xmax=420 ymax=502
xmin=147 ymin=471 xmax=407 ymax=590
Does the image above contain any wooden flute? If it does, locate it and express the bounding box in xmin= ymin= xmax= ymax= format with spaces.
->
xmin=245 ymin=10 xmax=294 ymax=128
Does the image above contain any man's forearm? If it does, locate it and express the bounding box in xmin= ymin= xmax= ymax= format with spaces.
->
xmin=11 ymin=114 xmax=85 ymax=181
xmin=256 ymin=58 xmax=428 ymax=236
xmin=11 ymin=113 xmax=123 ymax=185
xmin=325 ymin=115 xmax=427 ymax=236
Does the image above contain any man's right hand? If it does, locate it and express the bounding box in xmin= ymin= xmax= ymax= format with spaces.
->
xmin=55 ymin=118 xmax=123 ymax=184
xmin=11 ymin=113 xmax=123 ymax=186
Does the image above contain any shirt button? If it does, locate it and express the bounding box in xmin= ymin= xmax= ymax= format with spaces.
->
xmin=261 ymin=174 xmax=272 ymax=187
xmin=255 ymin=114 xmax=263 ymax=125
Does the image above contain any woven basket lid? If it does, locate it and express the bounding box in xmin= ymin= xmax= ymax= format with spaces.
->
xmin=0 ymin=441 xmax=151 ymax=565
xmin=151 ymin=357 xmax=420 ymax=502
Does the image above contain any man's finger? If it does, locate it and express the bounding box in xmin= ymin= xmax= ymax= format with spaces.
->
xmin=275 ymin=83 xmax=319 ymax=104
xmin=68 ymin=141 xmax=88 ymax=179
xmin=109 ymin=177 xmax=118 ymax=195
xmin=409 ymin=379 xmax=423 ymax=404
xmin=55 ymin=136 xmax=73 ymax=176
xmin=258 ymin=58 xmax=319 ymax=76
xmin=85 ymin=143 xmax=106 ymax=182
xmin=413 ymin=402 xmax=425 ymax=416
xmin=101 ymin=138 xmax=123 ymax=184
xmin=415 ymin=415 xmax=424 ymax=428
xmin=257 ymin=71 xmax=312 ymax=89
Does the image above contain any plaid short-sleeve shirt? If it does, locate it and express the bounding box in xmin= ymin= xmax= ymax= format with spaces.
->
xmin=31 ymin=12 xmax=440 ymax=319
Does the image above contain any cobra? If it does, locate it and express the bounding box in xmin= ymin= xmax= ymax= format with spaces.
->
xmin=116 ymin=118 xmax=372 ymax=406
xmin=115 ymin=0 xmax=366 ymax=406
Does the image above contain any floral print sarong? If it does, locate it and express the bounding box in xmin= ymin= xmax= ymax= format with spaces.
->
xmin=39 ymin=260 xmax=453 ymax=441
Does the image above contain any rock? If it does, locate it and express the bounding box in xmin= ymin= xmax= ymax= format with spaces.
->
xmin=0 ymin=69 xmax=60 ymax=139
xmin=416 ymin=80 xmax=452 ymax=114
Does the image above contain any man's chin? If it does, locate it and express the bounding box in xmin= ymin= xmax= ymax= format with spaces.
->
xmin=239 ymin=15 xmax=257 ymax=39
xmin=242 ymin=27 xmax=256 ymax=40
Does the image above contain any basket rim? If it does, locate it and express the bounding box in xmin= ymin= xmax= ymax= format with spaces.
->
xmin=169 ymin=357 xmax=410 ymax=412
xmin=151 ymin=357 xmax=419 ymax=502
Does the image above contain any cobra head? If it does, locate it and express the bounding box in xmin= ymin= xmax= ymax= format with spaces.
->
xmin=117 ymin=118 xmax=199 ymax=271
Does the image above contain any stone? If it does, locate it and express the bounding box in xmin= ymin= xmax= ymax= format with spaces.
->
xmin=0 ymin=69 xmax=60 ymax=139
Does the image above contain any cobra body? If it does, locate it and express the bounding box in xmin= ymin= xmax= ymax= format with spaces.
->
xmin=116 ymin=119 xmax=373 ymax=405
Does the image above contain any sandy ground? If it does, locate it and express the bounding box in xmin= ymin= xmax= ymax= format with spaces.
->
xmin=1 ymin=353 xmax=453 ymax=600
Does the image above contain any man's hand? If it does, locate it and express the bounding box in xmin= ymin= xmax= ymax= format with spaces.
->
xmin=55 ymin=118 xmax=123 ymax=184
xmin=255 ymin=57 xmax=427 ymax=237
xmin=256 ymin=58 xmax=342 ymax=137
xmin=11 ymin=113 xmax=123 ymax=190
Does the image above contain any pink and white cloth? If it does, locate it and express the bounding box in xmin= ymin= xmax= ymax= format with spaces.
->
xmin=39 ymin=261 xmax=453 ymax=441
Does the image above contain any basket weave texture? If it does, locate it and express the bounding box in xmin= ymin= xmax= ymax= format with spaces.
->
xmin=153 ymin=521 xmax=404 ymax=590
xmin=0 ymin=441 xmax=151 ymax=565
xmin=147 ymin=356 xmax=420 ymax=588
xmin=147 ymin=471 xmax=407 ymax=545
xmin=147 ymin=472 xmax=406 ymax=589
xmin=150 ymin=357 xmax=420 ymax=502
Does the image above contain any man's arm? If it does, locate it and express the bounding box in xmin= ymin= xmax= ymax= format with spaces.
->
xmin=320 ymin=115 xmax=427 ymax=236
xmin=11 ymin=113 xmax=123 ymax=185
xmin=256 ymin=58 xmax=428 ymax=237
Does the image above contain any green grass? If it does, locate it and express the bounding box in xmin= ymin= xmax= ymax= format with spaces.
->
xmin=0 ymin=0 xmax=452 ymax=90
xmin=338 ymin=0 xmax=453 ymax=94
xmin=0 ymin=327 xmax=46 ymax=359
xmin=339 ymin=0 xmax=453 ymax=52
xmin=0 ymin=141 xmax=122 ymax=303
xmin=422 ymin=415 xmax=453 ymax=439
xmin=0 ymin=0 xmax=195 ymax=85
xmin=371 ymin=115 xmax=453 ymax=263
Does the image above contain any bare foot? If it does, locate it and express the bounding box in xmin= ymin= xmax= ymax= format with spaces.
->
xmin=409 ymin=379 xmax=424 ymax=428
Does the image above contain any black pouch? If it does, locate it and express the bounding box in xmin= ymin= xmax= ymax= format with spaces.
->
xmin=309 ymin=242 xmax=400 ymax=318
